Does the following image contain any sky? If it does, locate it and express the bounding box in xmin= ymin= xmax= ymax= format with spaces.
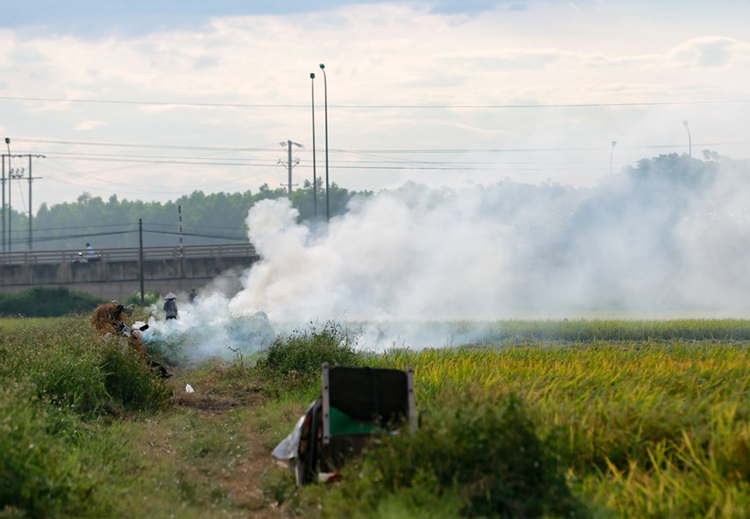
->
xmin=1 ymin=0 xmax=749 ymax=212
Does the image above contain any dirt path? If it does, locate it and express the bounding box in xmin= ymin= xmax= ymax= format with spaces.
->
xmin=128 ymin=370 xmax=300 ymax=518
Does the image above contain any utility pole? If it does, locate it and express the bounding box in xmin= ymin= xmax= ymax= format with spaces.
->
xmin=178 ymin=205 xmax=184 ymax=278
xmin=3 ymin=138 xmax=9 ymax=253
xmin=1 ymin=153 xmax=5 ymax=253
xmin=139 ymin=218 xmax=145 ymax=305
xmin=1 ymin=144 xmax=44 ymax=252
xmin=178 ymin=205 xmax=183 ymax=258
xmin=27 ymin=155 xmax=43 ymax=251
xmin=279 ymin=140 xmax=302 ymax=194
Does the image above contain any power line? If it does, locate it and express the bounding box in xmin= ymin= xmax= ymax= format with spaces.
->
xmin=2 ymin=94 xmax=750 ymax=109
xmin=6 ymin=227 xmax=248 ymax=245
xmin=6 ymin=222 xmax=246 ymax=235
xmin=40 ymin=160 xmax=277 ymax=195
xmin=39 ymin=155 xmax=614 ymax=171
xmin=11 ymin=223 xmax=137 ymax=233
xmin=145 ymin=222 xmax=248 ymax=231
xmin=17 ymin=229 xmax=136 ymax=244
xmin=21 ymin=149 xmax=643 ymax=166
xmin=15 ymin=136 xmax=750 ymax=155
xmin=144 ymin=229 xmax=247 ymax=241
xmin=14 ymin=137 xmax=278 ymax=152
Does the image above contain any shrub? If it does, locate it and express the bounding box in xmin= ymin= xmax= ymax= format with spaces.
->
xmin=318 ymin=393 xmax=587 ymax=519
xmin=0 ymin=286 xmax=105 ymax=318
xmin=0 ymin=317 xmax=171 ymax=416
xmin=122 ymin=290 xmax=161 ymax=307
xmin=256 ymin=322 xmax=361 ymax=379
xmin=0 ymin=384 xmax=96 ymax=518
xmin=101 ymin=340 xmax=172 ymax=412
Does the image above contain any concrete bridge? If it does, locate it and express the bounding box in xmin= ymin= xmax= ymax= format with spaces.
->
xmin=0 ymin=244 xmax=259 ymax=300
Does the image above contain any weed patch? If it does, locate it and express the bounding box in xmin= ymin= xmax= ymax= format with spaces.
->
xmin=256 ymin=322 xmax=361 ymax=389
xmin=0 ymin=317 xmax=171 ymax=416
xmin=0 ymin=384 xmax=103 ymax=518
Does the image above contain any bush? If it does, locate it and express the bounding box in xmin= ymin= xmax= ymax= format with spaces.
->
xmin=0 ymin=317 xmax=171 ymax=416
xmin=0 ymin=286 xmax=105 ymax=318
xmin=101 ymin=340 xmax=172 ymax=412
xmin=318 ymin=393 xmax=587 ymax=519
xmin=0 ymin=384 xmax=97 ymax=518
xmin=122 ymin=290 xmax=161 ymax=307
xmin=256 ymin=322 xmax=361 ymax=379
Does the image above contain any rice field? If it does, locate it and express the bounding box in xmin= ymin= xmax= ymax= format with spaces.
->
xmin=358 ymin=340 xmax=750 ymax=517
xmin=5 ymin=317 xmax=750 ymax=518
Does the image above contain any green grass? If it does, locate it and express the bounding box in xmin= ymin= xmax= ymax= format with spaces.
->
xmin=7 ymin=316 xmax=750 ymax=518
xmin=0 ymin=316 xmax=64 ymax=333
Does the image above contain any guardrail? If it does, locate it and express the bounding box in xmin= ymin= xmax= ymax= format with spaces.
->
xmin=0 ymin=243 xmax=257 ymax=265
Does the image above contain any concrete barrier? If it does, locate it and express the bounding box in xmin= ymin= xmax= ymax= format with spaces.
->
xmin=0 ymin=251 xmax=259 ymax=300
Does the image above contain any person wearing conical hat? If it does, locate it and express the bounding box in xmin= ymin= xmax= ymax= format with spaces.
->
xmin=164 ymin=292 xmax=178 ymax=320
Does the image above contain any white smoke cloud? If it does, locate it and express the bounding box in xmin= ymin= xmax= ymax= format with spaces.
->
xmin=144 ymin=291 xmax=274 ymax=359
xmin=231 ymin=157 xmax=750 ymax=326
xmin=144 ymin=155 xmax=750 ymax=354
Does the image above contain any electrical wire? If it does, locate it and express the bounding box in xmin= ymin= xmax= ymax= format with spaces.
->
xmin=13 ymin=137 xmax=281 ymax=152
xmin=2 ymin=94 xmax=750 ymax=109
xmin=14 ymin=136 xmax=750 ymax=156
xmin=6 ymin=227 xmax=248 ymax=245
xmin=144 ymin=229 xmax=247 ymax=241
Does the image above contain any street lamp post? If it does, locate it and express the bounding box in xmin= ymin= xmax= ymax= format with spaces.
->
xmin=683 ymin=120 xmax=691 ymax=160
xmin=310 ymin=72 xmax=317 ymax=219
xmin=319 ymin=63 xmax=330 ymax=222
xmin=610 ymin=141 xmax=617 ymax=175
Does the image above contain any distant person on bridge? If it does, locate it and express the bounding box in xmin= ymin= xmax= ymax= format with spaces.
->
xmin=189 ymin=288 xmax=198 ymax=303
xmin=86 ymin=243 xmax=94 ymax=258
xmin=164 ymin=292 xmax=178 ymax=320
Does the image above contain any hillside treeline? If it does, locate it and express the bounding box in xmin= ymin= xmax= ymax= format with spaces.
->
xmin=5 ymin=181 xmax=367 ymax=252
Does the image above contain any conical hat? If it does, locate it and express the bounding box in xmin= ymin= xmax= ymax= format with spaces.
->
xmin=165 ymin=292 xmax=177 ymax=299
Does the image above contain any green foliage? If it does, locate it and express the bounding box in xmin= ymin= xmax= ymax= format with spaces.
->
xmin=0 ymin=316 xmax=170 ymax=416
xmin=0 ymin=384 xmax=101 ymax=518
xmin=0 ymin=286 xmax=105 ymax=318
xmin=122 ymin=290 xmax=161 ymax=307
xmin=22 ymin=183 xmax=368 ymax=252
xmin=290 ymin=180 xmax=371 ymax=222
xmin=101 ymin=342 xmax=174 ymax=413
xmin=256 ymin=322 xmax=361 ymax=380
xmin=316 ymin=393 xmax=585 ymax=519
xmin=455 ymin=318 xmax=750 ymax=343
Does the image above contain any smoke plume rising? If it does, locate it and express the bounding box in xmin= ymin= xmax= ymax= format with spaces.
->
xmin=231 ymin=154 xmax=750 ymax=324
xmin=147 ymin=153 xmax=750 ymax=354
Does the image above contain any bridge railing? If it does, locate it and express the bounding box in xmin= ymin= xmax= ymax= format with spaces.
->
xmin=0 ymin=243 xmax=257 ymax=265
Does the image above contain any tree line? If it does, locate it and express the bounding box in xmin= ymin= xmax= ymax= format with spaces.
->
xmin=3 ymin=181 xmax=370 ymax=252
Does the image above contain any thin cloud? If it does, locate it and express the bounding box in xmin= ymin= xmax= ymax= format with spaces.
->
xmin=75 ymin=120 xmax=108 ymax=130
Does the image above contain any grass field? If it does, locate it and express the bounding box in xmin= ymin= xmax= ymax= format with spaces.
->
xmin=0 ymin=316 xmax=65 ymax=333
xmin=4 ymin=317 xmax=750 ymax=518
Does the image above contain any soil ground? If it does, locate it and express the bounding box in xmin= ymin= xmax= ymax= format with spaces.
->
xmin=125 ymin=365 xmax=303 ymax=519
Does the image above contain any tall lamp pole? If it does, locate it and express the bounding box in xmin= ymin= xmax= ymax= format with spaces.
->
xmin=319 ymin=63 xmax=330 ymax=222
xmin=609 ymin=141 xmax=617 ymax=175
xmin=683 ymin=120 xmax=691 ymax=160
xmin=310 ymin=72 xmax=318 ymax=219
